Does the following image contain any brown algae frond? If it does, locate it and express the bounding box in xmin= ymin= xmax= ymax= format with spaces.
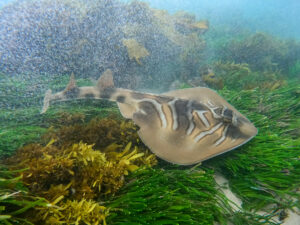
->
xmin=12 ymin=139 xmax=156 ymax=200
xmin=6 ymin=116 xmax=157 ymax=224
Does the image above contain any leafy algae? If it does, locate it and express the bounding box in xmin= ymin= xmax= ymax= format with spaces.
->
xmin=4 ymin=116 xmax=157 ymax=224
xmin=122 ymin=39 xmax=150 ymax=65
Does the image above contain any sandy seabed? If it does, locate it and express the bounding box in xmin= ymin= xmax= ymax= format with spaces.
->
xmin=214 ymin=173 xmax=300 ymax=225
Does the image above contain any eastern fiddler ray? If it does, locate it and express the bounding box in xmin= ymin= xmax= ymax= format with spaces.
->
xmin=41 ymin=69 xmax=257 ymax=165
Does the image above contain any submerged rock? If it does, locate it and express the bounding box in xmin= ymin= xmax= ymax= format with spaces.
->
xmin=0 ymin=0 xmax=207 ymax=90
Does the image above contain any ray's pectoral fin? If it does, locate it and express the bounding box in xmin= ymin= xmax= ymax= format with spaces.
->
xmin=117 ymin=102 xmax=135 ymax=119
xmin=130 ymin=87 xmax=258 ymax=165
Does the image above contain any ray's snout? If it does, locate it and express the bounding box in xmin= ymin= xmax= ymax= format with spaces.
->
xmin=224 ymin=108 xmax=257 ymax=138
xmin=238 ymin=117 xmax=258 ymax=138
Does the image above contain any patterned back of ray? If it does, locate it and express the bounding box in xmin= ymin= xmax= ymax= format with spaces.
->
xmin=40 ymin=69 xmax=256 ymax=165
xmin=129 ymin=88 xmax=257 ymax=165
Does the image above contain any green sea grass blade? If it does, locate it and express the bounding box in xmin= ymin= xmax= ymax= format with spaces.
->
xmin=107 ymin=168 xmax=276 ymax=225
xmin=0 ymin=215 xmax=11 ymax=220
xmin=209 ymin=81 xmax=300 ymax=211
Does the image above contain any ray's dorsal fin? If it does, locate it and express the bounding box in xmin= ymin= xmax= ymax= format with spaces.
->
xmin=64 ymin=72 xmax=77 ymax=92
xmin=97 ymin=69 xmax=134 ymax=118
xmin=97 ymin=69 xmax=114 ymax=89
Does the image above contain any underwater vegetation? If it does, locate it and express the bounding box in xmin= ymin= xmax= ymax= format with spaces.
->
xmin=4 ymin=117 xmax=156 ymax=224
xmin=191 ymin=32 xmax=299 ymax=93
xmin=211 ymin=81 xmax=300 ymax=211
xmin=187 ymin=32 xmax=300 ymax=92
xmin=201 ymin=69 xmax=224 ymax=90
xmin=217 ymin=32 xmax=300 ymax=77
xmin=171 ymin=32 xmax=300 ymax=91
xmin=211 ymin=62 xmax=285 ymax=90
xmin=43 ymin=115 xmax=144 ymax=151
xmin=107 ymin=168 xmax=277 ymax=225
xmin=35 ymin=198 xmax=109 ymax=225
xmin=122 ymin=39 xmax=150 ymax=65
xmin=0 ymin=166 xmax=48 ymax=224
xmin=191 ymin=32 xmax=300 ymax=92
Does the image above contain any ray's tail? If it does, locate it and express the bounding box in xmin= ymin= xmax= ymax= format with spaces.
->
xmin=40 ymin=69 xmax=116 ymax=114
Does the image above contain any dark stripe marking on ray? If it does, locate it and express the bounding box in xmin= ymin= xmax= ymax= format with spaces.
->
xmin=174 ymin=99 xmax=190 ymax=132
xmin=65 ymin=87 xmax=80 ymax=99
xmin=116 ymin=95 xmax=126 ymax=103
xmin=138 ymin=101 xmax=163 ymax=127
xmin=84 ymin=93 xmax=96 ymax=99
xmin=100 ymin=87 xmax=116 ymax=99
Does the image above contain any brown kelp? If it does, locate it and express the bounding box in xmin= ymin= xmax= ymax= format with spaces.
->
xmin=43 ymin=116 xmax=144 ymax=150
xmin=8 ymin=118 xmax=157 ymax=197
xmin=5 ymin=116 xmax=156 ymax=224
xmin=122 ymin=39 xmax=150 ymax=65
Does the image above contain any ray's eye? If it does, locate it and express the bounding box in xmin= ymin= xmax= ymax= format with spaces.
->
xmin=223 ymin=109 xmax=233 ymax=123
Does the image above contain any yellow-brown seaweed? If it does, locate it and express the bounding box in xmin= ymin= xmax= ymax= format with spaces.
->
xmin=122 ymin=39 xmax=150 ymax=65
xmin=6 ymin=115 xmax=157 ymax=224
xmin=213 ymin=61 xmax=286 ymax=90
xmin=12 ymin=139 xmax=155 ymax=200
xmin=34 ymin=197 xmax=109 ymax=225
xmin=202 ymin=71 xmax=224 ymax=90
